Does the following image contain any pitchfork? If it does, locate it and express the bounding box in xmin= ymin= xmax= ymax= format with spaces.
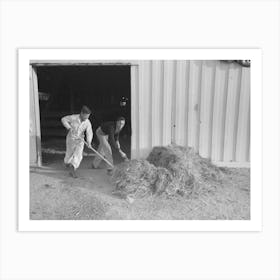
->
xmin=78 ymin=137 xmax=114 ymax=169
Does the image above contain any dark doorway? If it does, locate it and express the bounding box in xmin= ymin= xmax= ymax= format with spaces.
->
xmin=36 ymin=65 xmax=131 ymax=165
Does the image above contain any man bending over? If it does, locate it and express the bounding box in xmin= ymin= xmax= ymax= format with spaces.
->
xmin=92 ymin=116 xmax=127 ymax=175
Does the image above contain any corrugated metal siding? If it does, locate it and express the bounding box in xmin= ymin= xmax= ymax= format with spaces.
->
xmin=131 ymin=60 xmax=250 ymax=166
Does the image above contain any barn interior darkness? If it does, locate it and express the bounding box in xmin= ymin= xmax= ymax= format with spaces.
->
xmin=37 ymin=65 xmax=131 ymax=163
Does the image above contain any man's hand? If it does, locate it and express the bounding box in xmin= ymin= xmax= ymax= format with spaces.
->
xmin=86 ymin=142 xmax=92 ymax=149
xmin=116 ymin=141 xmax=121 ymax=150
xmin=119 ymin=150 xmax=127 ymax=159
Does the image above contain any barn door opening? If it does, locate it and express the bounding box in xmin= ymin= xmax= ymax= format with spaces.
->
xmin=34 ymin=65 xmax=131 ymax=166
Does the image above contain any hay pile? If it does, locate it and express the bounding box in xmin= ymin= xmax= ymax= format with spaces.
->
xmin=112 ymin=145 xmax=225 ymax=199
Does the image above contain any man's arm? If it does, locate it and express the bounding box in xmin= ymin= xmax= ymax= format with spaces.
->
xmin=115 ymin=140 xmax=121 ymax=150
xmin=114 ymin=133 xmax=121 ymax=149
xmin=61 ymin=115 xmax=73 ymax=130
xmin=108 ymin=126 xmax=119 ymax=149
xmin=108 ymin=126 xmax=127 ymax=159
xmin=86 ymin=122 xmax=93 ymax=146
xmin=114 ymin=132 xmax=127 ymax=159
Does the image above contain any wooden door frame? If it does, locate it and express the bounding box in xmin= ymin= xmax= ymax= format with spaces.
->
xmin=30 ymin=65 xmax=42 ymax=166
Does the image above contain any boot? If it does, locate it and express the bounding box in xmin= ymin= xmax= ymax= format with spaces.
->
xmin=69 ymin=164 xmax=78 ymax=178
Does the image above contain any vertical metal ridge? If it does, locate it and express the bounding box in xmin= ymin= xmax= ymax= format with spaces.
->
xmin=224 ymin=63 xmax=244 ymax=162
xmin=187 ymin=61 xmax=195 ymax=149
xmin=171 ymin=60 xmax=177 ymax=144
xmin=185 ymin=60 xmax=190 ymax=147
xmin=199 ymin=60 xmax=216 ymax=158
xmin=247 ymin=97 xmax=250 ymax=162
xmin=131 ymin=65 xmax=139 ymax=158
xmin=221 ymin=64 xmax=230 ymax=161
xmin=151 ymin=61 xmax=163 ymax=148
xmin=138 ymin=60 xmax=152 ymax=158
xmin=233 ymin=66 xmax=243 ymax=161
xmin=187 ymin=61 xmax=192 ymax=147
xmin=136 ymin=65 xmax=140 ymax=157
xmin=162 ymin=60 xmax=174 ymax=146
xmin=160 ymin=60 xmax=165 ymax=146
xmin=138 ymin=61 xmax=143 ymax=157
xmin=208 ymin=61 xmax=216 ymax=158
xmin=149 ymin=60 xmax=153 ymax=150
xmin=247 ymin=73 xmax=251 ymax=162
xmin=174 ymin=60 xmax=187 ymax=146
xmin=196 ymin=60 xmax=203 ymax=152
xmin=130 ymin=66 xmax=135 ymax=157
xmin=150 ymin=61 xmax=154 ymax=148
xmin=235 ymin=66 xmax=250 ymax=162
xmin=211 ymin=61 xmax=228 ymax=161
xmin=188 ymin=61 xmax=202 ymax=152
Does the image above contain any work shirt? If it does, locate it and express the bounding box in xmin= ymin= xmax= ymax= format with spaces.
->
xmin=100 ymin=121 xmax=120 ymax=149
xmin=61 ymin=114 xmax=93 ymax=143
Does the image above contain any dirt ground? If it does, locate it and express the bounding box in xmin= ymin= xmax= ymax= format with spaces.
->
xmin=30 ymin=153 xmax=250 ymax=220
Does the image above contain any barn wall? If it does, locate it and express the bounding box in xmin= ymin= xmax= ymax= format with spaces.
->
xmin=131 ymin=60 xmax=250 ymax=166
xmin=29 ymin=60 xmax=250 ymax=167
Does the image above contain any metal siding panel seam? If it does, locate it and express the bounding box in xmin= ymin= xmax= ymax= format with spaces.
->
xmin=199 ymin=60 xmax=216 ymax=158
xmin=130 ymin=65 xmax=139 ymax=158
xmin=247 ymin=98 xmax=250 ymax=162
xmin=138 ymin=61 xmax=152 ymax=158
xmin=187 ymin=60 xmax=202 ymax=151
xmin=145 ymin=61 xmax=153 ymax=157
xmin=171 ymin=61 xmax=177 ymax=144
xmin=211 ymin=61 xmax=229 ymax=161
xmin=184 ymin=61 xmax=190 ymax=147
xmin=220 ymin=64 xmax=230 ymax=162
xmin=236 ymin=67 xmax=250 ymax=162
xmin=232 ymin=66 xmax=243 ymax=161
xmin=160 ymin=60 xmax=165 ymax=146
xmin=149 ymin=61 xmax=153 ymax=149
xmin=162 ymin=60 xmax=174 ymax=146
xmin=223 ymin=64 xmax=242 ymax=162
xmin=208 ymin=63 xmax=216 ymax=159
xmin=196 ymin=62 xmax=203 ymax=152
xmin=151 ymin=61 xmax=163 ymax=147
xmin=174 ymin=60 xmax=187 ymax=145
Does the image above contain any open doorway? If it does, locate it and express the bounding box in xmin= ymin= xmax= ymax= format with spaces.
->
xmin=36 ymin=65 xmax=131 ymax=165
